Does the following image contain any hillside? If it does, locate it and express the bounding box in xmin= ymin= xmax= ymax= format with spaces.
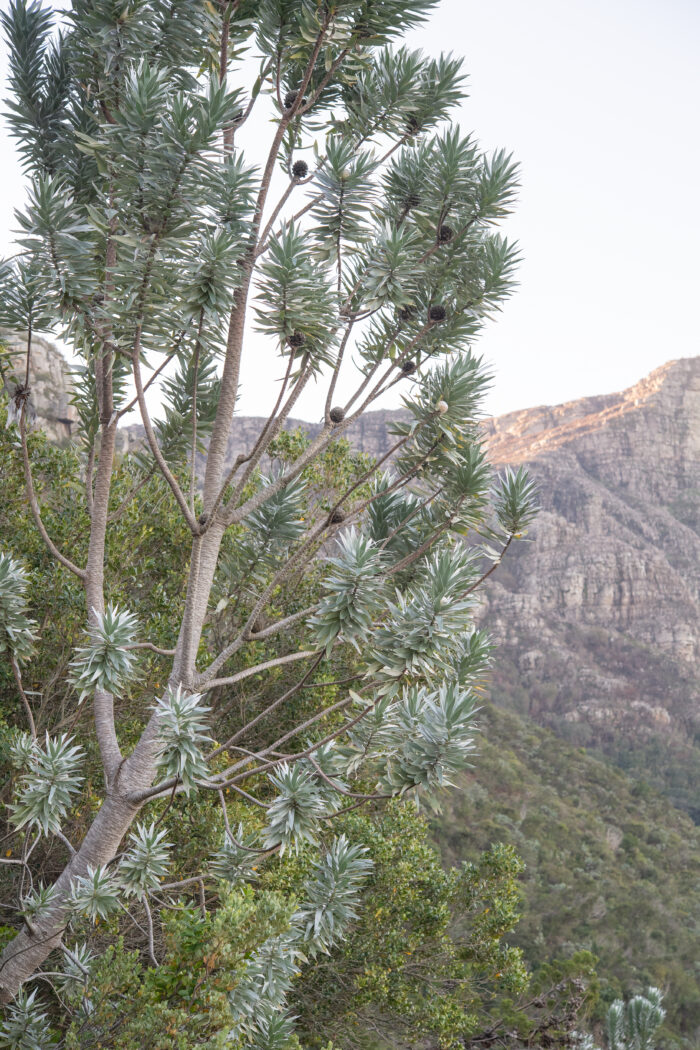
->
xmin=436 ymin=704 xmax=700 ymax=1040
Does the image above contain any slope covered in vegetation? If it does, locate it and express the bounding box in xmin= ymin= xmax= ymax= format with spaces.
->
xmin=435 ymin=703 xmax=700 ymax=1042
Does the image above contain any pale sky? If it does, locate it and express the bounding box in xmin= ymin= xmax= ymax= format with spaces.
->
xmin=0 ymin=0 xmax=698 ymax=422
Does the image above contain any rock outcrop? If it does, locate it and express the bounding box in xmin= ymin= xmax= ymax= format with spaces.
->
xmin=0 ymin=330 xmax=78 ymax=444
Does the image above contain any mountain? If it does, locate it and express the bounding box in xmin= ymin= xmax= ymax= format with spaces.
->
xmin=479 ymin=358 xmax=700 ymax=818
xmin=223 ymin=358 xmax=700 ymax=819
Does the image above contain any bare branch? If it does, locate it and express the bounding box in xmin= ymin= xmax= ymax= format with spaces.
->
xmin=462 ymin=534 xmax=514 ymax=596
xmin=116 ymin=345 xmax=179 ymax=421
xmin=209 ymin=651 xmax=324 ymax=757
xmin=131 ymin=335 xmax=199 ymax=533
xmin=201 ymin=648 xmax=317 ymax=691
xmin=18 ymin=406 xmax=85 ymax=580
xmin=9 ymin=655 xmax=36 ymax=739
xmin=212 ymin=349 xmax=300 ymax=522
xmin=142 ymin=896 xmax=157 ymax=967
xmin=189 ymin=310 xmax=205 ymax=513
xmin=126 ymin=641 xmax=176 ymax=656
xmin=212 ymin=687 xmax=380 ymax=786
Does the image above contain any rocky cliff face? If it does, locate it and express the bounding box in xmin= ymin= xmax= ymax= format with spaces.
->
xmin=0 ymin=330 xmax=78 ymax=444
xmin=478 ymin=358 xmax=700 ymax=816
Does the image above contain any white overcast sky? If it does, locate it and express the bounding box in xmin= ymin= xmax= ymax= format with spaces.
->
xmin=0 ymin=0 xmax=698 ymax=421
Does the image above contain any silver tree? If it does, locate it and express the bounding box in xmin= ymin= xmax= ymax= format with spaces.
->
xmin=0 ymin=0 xmax=536 ymax=1038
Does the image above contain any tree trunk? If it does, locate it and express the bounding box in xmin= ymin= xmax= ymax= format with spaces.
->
xmin=172 ymin=520 xmax=227 ymax=684
xmin=0 ymin=792 xmax=140 ymax=1003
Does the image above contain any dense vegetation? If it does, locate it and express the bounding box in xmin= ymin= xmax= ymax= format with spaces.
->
xmin=435 ymin=704 xmax=700 ymax=1044
xmin=3 ymin=404 xmax=698 ymax=1047
xmin=0 ymin=415 xmax=597 ymax=1047
xmin=484 ymin=579 xmax=700 ymax=822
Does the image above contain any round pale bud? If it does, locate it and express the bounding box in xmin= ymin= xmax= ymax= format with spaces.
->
xmin=436 ymin=400 xmax=449 ymax=415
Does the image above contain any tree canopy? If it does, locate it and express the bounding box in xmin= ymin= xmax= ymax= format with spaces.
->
xmin=0 ymin=0 xmax=550 ymax=1045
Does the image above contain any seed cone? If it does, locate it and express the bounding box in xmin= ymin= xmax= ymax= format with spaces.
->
xmin=329 ymin=406 xmax=345 ymax=423
xmin=429 ymin=304 xmax=446 ymax=322
xmin=292 ymin=159 xmax=309 ymax=179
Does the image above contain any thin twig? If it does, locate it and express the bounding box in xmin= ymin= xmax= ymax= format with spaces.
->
xmin=209 ymin=651 xmax=324 ymax=757
xmin=131 ymin=332 xmax=199 ymax=533
xmin=9 ymin=655 xmax=36 ymax=739
xmin=126 ymin=641 xmax=176 ymax=656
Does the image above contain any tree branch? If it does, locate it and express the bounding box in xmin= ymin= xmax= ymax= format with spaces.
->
xmin=131 ymin=334 xmax=199 ymax=533
xmin=200 ymin=648 xmax=316 ymax=691
xmin=9 ymin=655 xmax=36 ymax=739
xmin=209 ymin=651 xmax=324 ymax=756
xmin=18 ymin=406 xmax=85 ymax=580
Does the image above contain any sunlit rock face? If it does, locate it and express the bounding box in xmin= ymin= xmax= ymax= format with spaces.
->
xmin=476 ymin=357 xmax=700 ymax=815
